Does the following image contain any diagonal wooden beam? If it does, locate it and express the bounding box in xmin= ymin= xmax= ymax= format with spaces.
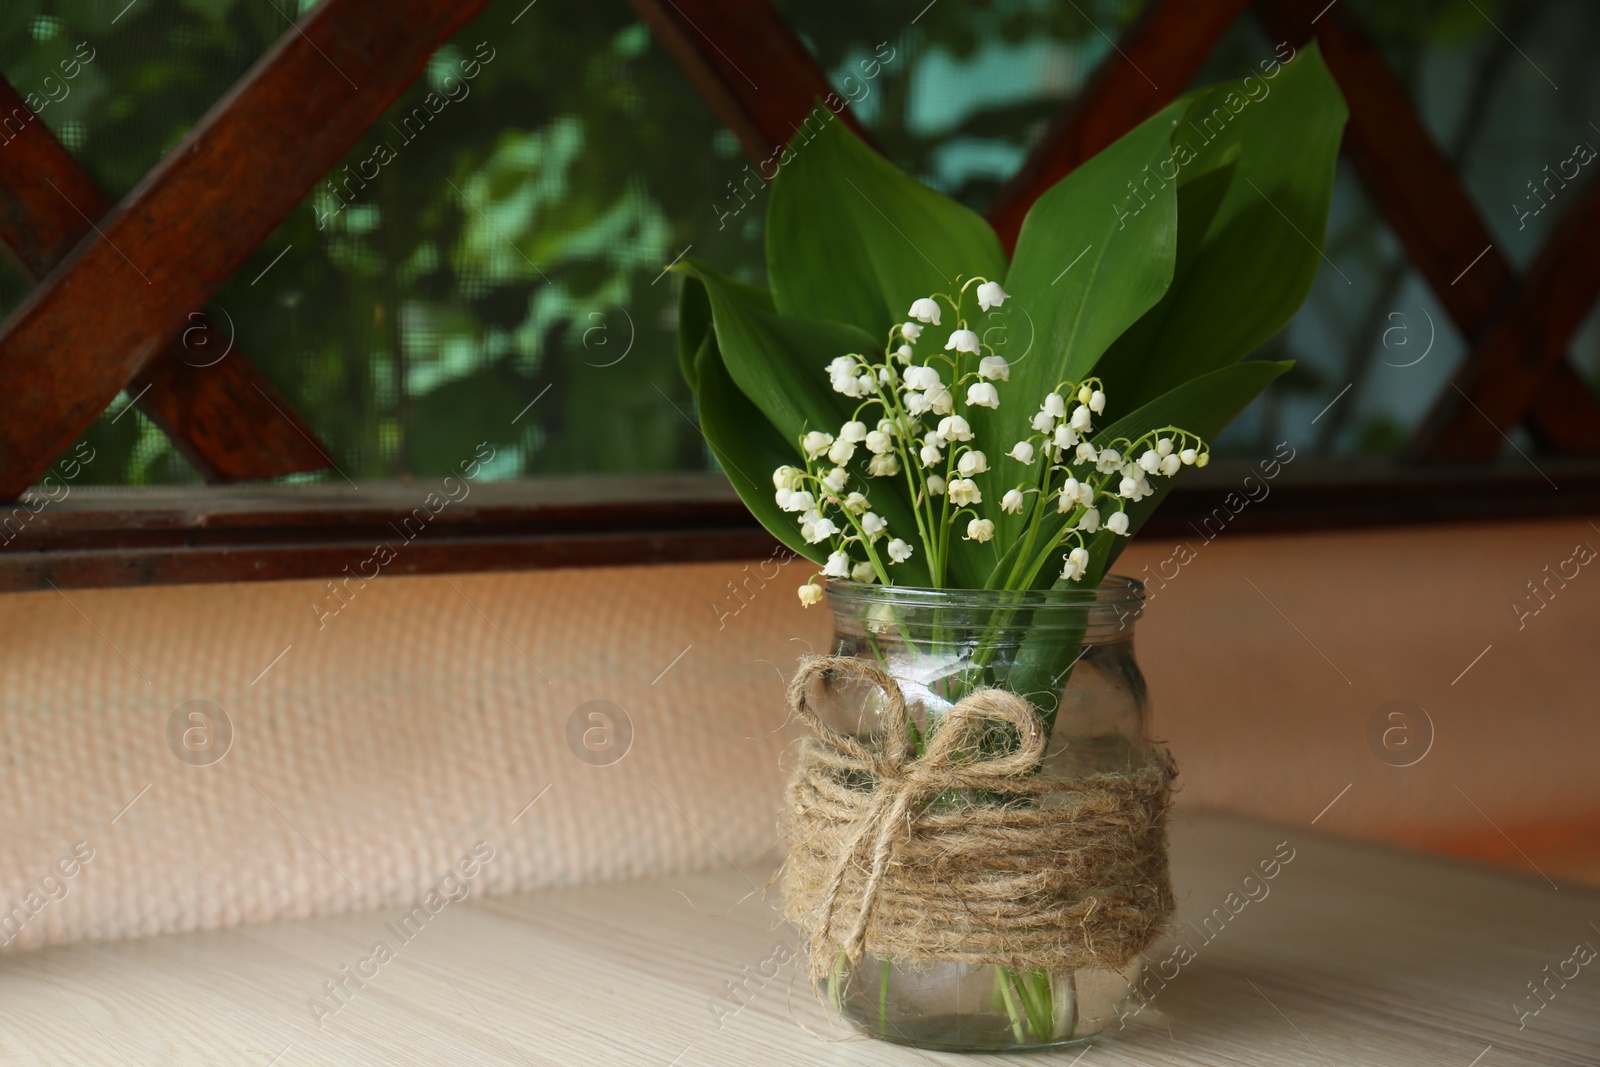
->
xmin=0 ymin=76 xmax=331 ymax=483
xmin=1408 ymin=179 xmax=1600 ymax=460
xmin=0 ymin=0 xmax=493 ymax=500
xmin=627 ymin=0 xmax=870 ymax=167
xmin=1258 ymin=0 xmax=1600 ymax=459
xmin=986 ymin=0 xmax=1255 ymax=252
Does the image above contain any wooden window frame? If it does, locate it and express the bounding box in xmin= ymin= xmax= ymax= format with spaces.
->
xmin=0 ymin=0 xmax=1596 ymax=593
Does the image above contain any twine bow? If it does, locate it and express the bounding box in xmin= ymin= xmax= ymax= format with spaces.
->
xmin=784 ymin=654 xmax=1050 ymax=973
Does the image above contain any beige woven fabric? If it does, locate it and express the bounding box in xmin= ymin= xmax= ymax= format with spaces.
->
xmin=0 ymin=517 xmax=1596 ymax=952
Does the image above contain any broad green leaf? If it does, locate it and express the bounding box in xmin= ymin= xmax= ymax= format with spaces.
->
xmin=766 ymin=114 xmax=1006 ymax=337
xmin=1097 ymin=45 xmax=1346 ymax=409
xmin=693 ymin=329 xmax=826 ymax=566
xmin=685 ymin=260 xmax=933 ymax=585
xmin=974 ymin=100 xmax=1186 ymax=552
xmin=677 ymin=273 xmax=713 ymax=395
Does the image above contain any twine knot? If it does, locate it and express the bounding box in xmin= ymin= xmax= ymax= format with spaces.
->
xmin=782 ymin=654 xmax=1176 ymax=981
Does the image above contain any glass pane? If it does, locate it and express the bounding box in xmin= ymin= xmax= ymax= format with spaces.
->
xmin=0 ymin=0 xmax=1595 ymax=486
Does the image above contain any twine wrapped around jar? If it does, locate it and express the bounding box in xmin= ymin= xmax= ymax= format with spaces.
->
xmin=781 ymin=654 xmax=1176 ymax=982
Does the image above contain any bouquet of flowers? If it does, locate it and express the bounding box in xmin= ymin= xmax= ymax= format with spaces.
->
xmin=675 ymin=42 xmax=1346 ymax=1049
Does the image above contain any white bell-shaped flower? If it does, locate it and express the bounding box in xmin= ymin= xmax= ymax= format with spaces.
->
xmin=965 ymin=518 xmax=995 ymax=543
xmin=1001 ymin=488 xmax=1025 ymax=514
xmin=919 ymin=443 xmax=943 ymax=468
xmin=1138 ymin=449 xmax=1161 ymax=473
xmin=966 ymin=382 xmax=1000 ymax=409
xmin=773 ymin=465 xmax=804 ymax=490
xmin=1008 ymin=440 xmax=1035 ymax=464
xmin=823 ymin=551 xmax=851 ymax=579
xmin=821 ymin=467 xmax=849 ymax=493
xmin=1089 ymin=389 xmax=1105 ymax=414
xmin=1180 ymin=447 xmax=1198 ymax=465
xmin=1053 ymin=424 xmax=1078 ymax=450
xmin=1095 ymin=448 xmax=1122 ymax=474
xmin=925 ymin=383 xmax=954 ymax=415
xmin=801 ymin=515 xmax=839 ymax=543
xmin=828 ymin=439 xmax=857 ymax=465
xmin=927 ymin=474 xmax=947 ymax=497
xmin=1160 ymin=454 xmax=1181 ymax=477
xmin=957 ymin=450 xmax=988 ymax=476
xmin=861 ymin=511 xmax=887 ymax=540
xmin=978 ymin=355 xmax=1010 ymax=381
xmin=839 ymin=421 xmax=868 ymax=443
xmin=1060 ymin=546 xmax=1090 ymax=582
xmin=1031 ymin=410 xmax=1055 ymax=434
xmin=894 ymin=345 xmax=913 ymax=364
xmin=1078 ymin=506 xmax=1101 ymax=533
xmin=1058 ymin=481 xmax=1079 ymax=513
xmin=842 ymin=492 xmax=869 ymax=515
xmin=887 ymin=538 xmax=914 ymax=563
xmin=798 ymin=582 xmax=824 ymax=606
xmin=904 ymin=390 xmax=931 ymax=417
xmin=802 ymin=431 xmax=833 ymax=459
xmin=780 ymin=490 xmax=814 ymax=514
xmin=864 ymin=430 xmax=893 ymax=454
xmin=903 ymin=365 xmax=941 ymax=391
xmin=901 ymin=321 xmax=923 ymax=342
xmin=908 ymin=298 xmax=942 ymax=325
xmin=850 ymin=561 xmax=877 ymax=583
xmin=948 ymin=478 xmax=982 ymax=506
xmin=1044 ymin=393 xmax=1067 ymax=419
xmin=937 ymin=414 xmax=973 ymax=442
xmin=1106 ymin=510 xmax=1130 ymax=535
xmin=1070 ymin=405 xmax=1093 ymax=431
xmin=867 ymin=453 xmax=900 ymax=477
xmin=976 ymin=280 xmax=1009 ymax=311
xmin=1074 ymin=441 xmax=1098 ymax=465
xmin=945 ymin=328 xmax=980 ymax=354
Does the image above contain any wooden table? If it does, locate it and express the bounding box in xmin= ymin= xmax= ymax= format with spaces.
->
xmin=3 ymin=813 xmax=1596 ymax=1065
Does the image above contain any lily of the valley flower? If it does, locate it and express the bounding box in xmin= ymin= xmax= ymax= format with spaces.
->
xmin=946 ymin=328 xmax=980 ymax=354
xmin=1060 ymin=546 xmax=1090 ymax=582
xmin=957 ymin=450 xmax=988 ymax=477
xmin=948 ymin=478 xmax=982 ymax=506
xmin=851 ymin=561 xmax=877 ymax=583
xmin=927 ymin=474 xmax=947 ymax=496
xmin=842 ymin=492 xmax=869 ymax=514
xmin=923 ymin=382 xmax=954 ymax=415
xmin=903 ymin=365 xmax=941 ymax=391
xmin=867 ymin=452 xmax=900 ymax=477
xmin=1008 ymin=440 xmax=1035 ymax=464
xmin=966 ymin=382 xmax=1000 ymax=409
xmin=1001 ymin=488 xmax=1025 ymax=514
xmin=908 ymin=298 xmax=942 ymax=325
xmin=821 ymin=467 xmax=849 ymax=493
xmin=798 ymin=582 xmax=824 ymax=606
xmin=864 ymin=429 xmax=894 ymax=453
xmin=839 ymin=421 xmax=868 ymax=443
xmin=802 ymin=431 xmax=833 ymax=459
xmin=827 ymin=439 xmax=856 ymax=465
xmin=801 ymin=513 xmax=839 ymax=543
xmin=919 ymin=443 xmax=943 ymax=468
xmin=778 ymin=489 xmax=814 ymax=513
xmin=887 ymin=538 xmax=914 ymax=563
xmin=965 ymin=518 xmax=995 ymax=542
xmin=861 ymin=512 xmax=887 ymax=541
xmin=823 ymin=550 xmax=851 ymax=578
xmin=978 ymin=355 xmax=1010 ymax=381
xmin=901 ymin=321 xmax=923 ymax=342
xmin=1078 ymin=506 xmax=1101 ymax=533
xmin=1106 ymin=511 xmax=1130 ymax=535
xmin=773 ymin=465 xmax=804 ymax=490
xmin=976 ymin=280 xmax=1009 ymax=311
xmin=937 ymin=414 xmax=973 ymax=441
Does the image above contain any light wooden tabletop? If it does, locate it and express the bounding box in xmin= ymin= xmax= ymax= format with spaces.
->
xmin=2 ymin=812 xmax=1595 ymax=1066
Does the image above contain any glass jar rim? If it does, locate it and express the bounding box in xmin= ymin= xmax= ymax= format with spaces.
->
xmin=825 ymin=574 xmax=1145 ymax=613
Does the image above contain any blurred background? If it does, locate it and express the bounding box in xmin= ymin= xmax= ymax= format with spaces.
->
xmin=3 ymin=0 xmax=1597 ymax=485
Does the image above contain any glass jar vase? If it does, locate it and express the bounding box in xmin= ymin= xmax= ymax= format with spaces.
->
xmin=807 ymin=576 xmax=1157 ymax=1052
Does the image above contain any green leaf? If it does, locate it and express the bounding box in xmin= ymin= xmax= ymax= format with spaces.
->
xmin=676 ymin=273 xmax=713 ymax=395
xmin=974 ymin=99 xmax=1187 ymax=552
xmin=685 ymin=259 xmax=933 ymax=585
xmin=765 ymin=113 xmax=1006 ymax=336
xmin=1097 ymin=44 xmax=1347 ymax=409
xmin=693 ymin=329 xmax=826 ymax=567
